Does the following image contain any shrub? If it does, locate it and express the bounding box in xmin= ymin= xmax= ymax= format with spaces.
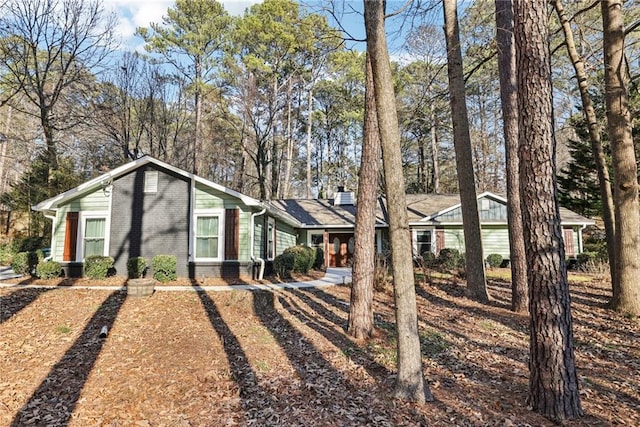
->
xmin=438 ymin=248 xmax=463 ymax=270
xmin=312 ymin=246 xmax=325 ymax=269
xmin=152 ymin=255 xmax=177 ymax=282
xmin=12 ymin=236 xmax=45 ymax=253
xmin=85 ymin=255 xmax=115 ymax=279
xmin=0 ymin=240 xmax=15 ymax=265
xmin=12 ymin=251 xmax=38 ymax=275
xmin=127 ymin=257 xmax=147 ymax=278
xmin=283 ymin=245 xmax=314 ymax=274
xmin=273 ymin=252 xmax=295 ymax=279
xmin=421 ymin=251 xmax=438 ymax=268
xmin=576 ymin=251 xmax=598 ymax=267
xmin=36 ymin=260 xmax=63 ymax=279
xmin=486 ymin=253 xmax=503 ymax=268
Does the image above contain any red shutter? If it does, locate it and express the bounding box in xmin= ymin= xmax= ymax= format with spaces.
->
xmin=225 ymin=209 xmax=239 ymax=260
xmin=63 ymin=212 xmax=79 ymax=261
xmin=436 ymin=229 xmax=445 ymax=255
xmin=563 ymin=228 xmax=575 ymax=257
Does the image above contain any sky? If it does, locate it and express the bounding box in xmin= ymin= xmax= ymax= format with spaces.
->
xmin=100 ymin=0 xmax=422 ymax=54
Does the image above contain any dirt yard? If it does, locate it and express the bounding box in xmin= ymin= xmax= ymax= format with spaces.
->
xmin=0 ymin=270 xmax=638 ymax=426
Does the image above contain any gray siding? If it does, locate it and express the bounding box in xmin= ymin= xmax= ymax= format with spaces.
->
xmin=109 ymin=164 xmax=190 ymax=277
xmin=276 ymin=220 xmax=297 ymax=254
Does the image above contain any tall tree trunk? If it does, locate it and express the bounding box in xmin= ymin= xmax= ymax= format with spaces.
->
xmin=443 ymin=0 xmax=489 ymax=302
xmin=554 ymin=0 xmax=617 ymax=290
xmin=0 ymin=106 xmax=12 ymax=195
xmin=306 ymin=86 xmax=314 ymax=199
xmin=495 ymin=0 xmax=528 ymax=313
xmin=283 ymin=79 xmax=294 ymax=198
xmin=364 ymin=0 xmax=432 ymax=403
xmin=513 ymin=0 xmax=583 ymax=421
xmin=348 ymin=54 xmax=380 ymax=340
xmin=430 ymin=106 xmax=440 ymax=194
xmin=602 ymin=0 xmax=640 ymax=316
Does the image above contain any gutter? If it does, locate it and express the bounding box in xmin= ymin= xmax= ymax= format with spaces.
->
xmin=250 ymin=208 xmax=267 ymax=280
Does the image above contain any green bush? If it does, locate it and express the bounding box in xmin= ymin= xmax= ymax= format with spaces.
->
xmin=127 ymin=257 xmax=147 ymax=278
xmin=273 ymin=252 xmax=295 ymax=279
xmin=152 ymin=255 xmax=177 ymax=282
xmin=486 ymin=253 xmax=503 ymax=268
xmin=0 ymin=240 xmax=15 ymax=265
xmin=12 ymin=236 xmax=45 ymax=253
xmin=36 ymin=260 xmax=63 ymax=279
xmin=576 ymin=251 xmax=598 ymax=267
xmin=312 ymin=246 xmax=325 ymax=269
xmin=283 ymin=245 xmax=315 ymax=274
xmin=85 ymin=255 xmax=115 ymax=279
xmin=12 ymin=251 xmax=38 ymax=275
xmin=438 ymin=248 xmax=463 ymax=270
xmin=421 ymin=251 xmax=438 ymax=268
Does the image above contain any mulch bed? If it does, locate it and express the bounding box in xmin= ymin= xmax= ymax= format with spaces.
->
xmin=0 ymin=269 xmax=638 ymax=426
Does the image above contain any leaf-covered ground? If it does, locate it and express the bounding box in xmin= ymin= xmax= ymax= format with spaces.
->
xmin=0 ymin=270 xmax=638 ymax=426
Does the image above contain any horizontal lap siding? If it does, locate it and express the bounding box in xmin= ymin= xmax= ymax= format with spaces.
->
xmin=276 ymin=221 xmax=296 ymax=255
xmin=443 ymin=227 xmax=465 ymax=253
xmin=52 ymin=189 xmax=110 ymax=262
xmin=481 ymin=226 xmax=510 ymax=259
xmin=195 ymin=184 xmax=252 ymax=261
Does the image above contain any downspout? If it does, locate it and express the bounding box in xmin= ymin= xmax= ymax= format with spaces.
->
xmin=250 ymin=208 xmax=267 ymax=280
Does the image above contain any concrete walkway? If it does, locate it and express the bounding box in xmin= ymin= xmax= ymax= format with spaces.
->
xmin=0 ymin=267 xmax=353 ymax=292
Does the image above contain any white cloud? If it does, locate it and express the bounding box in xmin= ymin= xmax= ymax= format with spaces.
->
xmin=103 ymin=0 xmax=260 ymax=49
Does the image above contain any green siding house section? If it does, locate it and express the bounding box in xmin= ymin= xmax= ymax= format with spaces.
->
xmin=52 ymin=189 xmax=111 ymax=262
xmin=481 ymin=226 xmax=511 ymax=258
xmin=276 ymin=220 xmax=297 ymax=254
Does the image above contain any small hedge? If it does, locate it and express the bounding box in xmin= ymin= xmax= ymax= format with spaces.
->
xmin=312 ymin=246 xmax=324 ymax=269
xmin=152 ymin=255 xmax=177 ymax=282
xmin=273 ymin=252 xmax=295 ymax=279
xmin=421 ymin=251 xmax=438 ymax=268
xmin=127 ymin=257 xmax=147 ymax=278
xmin=283 ymin=245 xmax=315 ymax=273
xmin=36 ymin=260 xmax=63 ymax=279
xmin=438 ymin=248 xmax=464 ymax=270
xmin=85 ymin=255 xmax=115 ymax=279
xmin=12 ymin=251 xmax=39 ymax=275
xmin=486 ymin=253 xmax=503 ymax=268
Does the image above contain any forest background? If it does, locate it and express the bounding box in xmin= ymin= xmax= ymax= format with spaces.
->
xmin=0 ymin=0 xmax=637 ymax=239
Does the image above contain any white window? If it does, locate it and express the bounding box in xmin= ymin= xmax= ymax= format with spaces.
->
xmin=267 ymin=217 xmax=276 ymax=260
xmin=78 ymin=213 xmax=109 ymax=260
xmin=195 ymin=215 xmax=222 ymax=259
xmin=144 ymin=171 xmax=158 ymax=193
xmin=414 ymin=230 xmax=432 ymax=257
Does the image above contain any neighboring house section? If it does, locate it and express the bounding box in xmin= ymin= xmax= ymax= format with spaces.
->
xmin=33 ymin=157 xmax=301 ymax=280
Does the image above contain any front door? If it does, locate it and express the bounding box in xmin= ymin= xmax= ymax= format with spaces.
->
xmin=328 ymin=233 xmax=354 ymax=267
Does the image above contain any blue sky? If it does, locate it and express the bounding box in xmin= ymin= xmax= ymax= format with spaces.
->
xmin=102 ymin=0 xmax=426 ymax=54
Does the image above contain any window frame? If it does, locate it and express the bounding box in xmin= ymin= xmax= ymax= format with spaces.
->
xmin=266 ymin=217 xmax=276 ymax=260
xmin=193 ymin=209 xmax=224 ymax=261
xmin=412 ymin=228 xmax=433 ymax=257
xmin=77 ymin=212 xmax=110 ymax=261
xmin=144 ymin=170 xmax=159 ymax=193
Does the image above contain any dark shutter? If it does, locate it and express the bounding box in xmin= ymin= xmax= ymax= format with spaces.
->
xmin=563 ymin=228 xmax=575 ymax=257
xmin=435 ymin=229 xmax=445 ymax=255
xmin=63 ymin=212 xmax=79 ymax=261
xmin=225 ymin=209 xmax=239 ymax=260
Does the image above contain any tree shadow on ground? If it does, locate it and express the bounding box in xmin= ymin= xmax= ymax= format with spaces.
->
xmin=195 ymin=289 xmax=279 ymax=424
xmin=11 ymin=290 xmax=126 ymax=426
xmin=0 ymin=286 xmax=54 ymax=323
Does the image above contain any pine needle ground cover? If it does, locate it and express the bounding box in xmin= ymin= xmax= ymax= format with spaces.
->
xmin=0 ymin=271 xmax=638 ymax=426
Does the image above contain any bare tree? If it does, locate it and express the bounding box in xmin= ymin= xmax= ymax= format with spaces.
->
xmin=442 ymin=0 xmax=489 ymax=302
xmin=553 ymin=0 xmax=617 ymax=291
xmin=601 ymin=0 xmax=640 ymax=316
xmin=513 ymin=0 xmax=583 ymax=421
xmin=495 ymin=0 xmax=527 ymax=313
xmin=348 ymin=54 xmax=380 ymax=340
xmin=0 ymin=0 xmax=117 ymax=175
xmin=363 ymin=0 xmax=432 ymax=404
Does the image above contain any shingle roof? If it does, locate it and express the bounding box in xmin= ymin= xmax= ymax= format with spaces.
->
xmin=272 ymin=192 xmax=594 ymax=227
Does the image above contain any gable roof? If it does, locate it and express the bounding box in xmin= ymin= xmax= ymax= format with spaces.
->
xmin=32 ymin=157 xmax=303 ymax=227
